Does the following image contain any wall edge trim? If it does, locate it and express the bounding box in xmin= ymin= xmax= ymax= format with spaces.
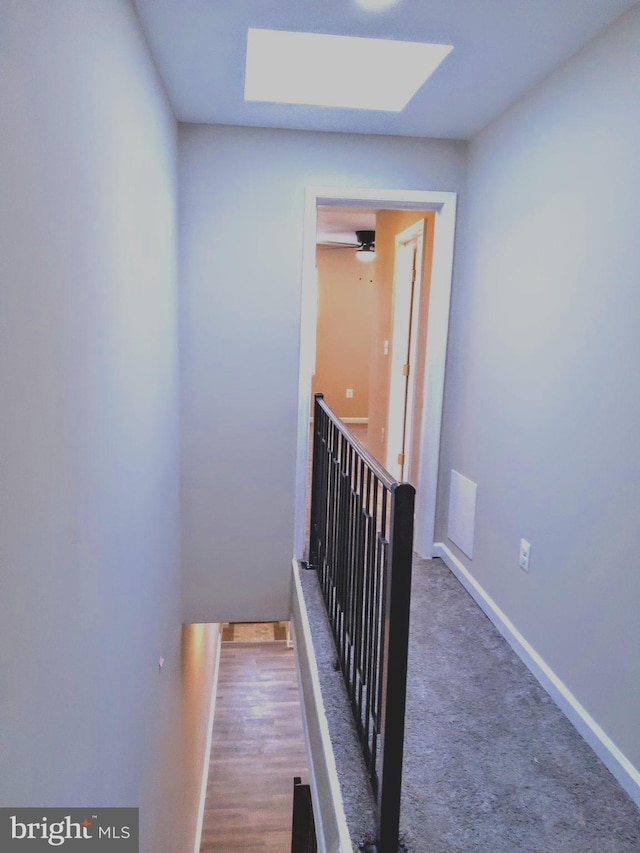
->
xmin=290 ymin=620 xmax=328 ymax=853
xmin=193 ymin=625 xmax=223 ymax=853
xmin=291 ymin=559 xmax=352 ymax=852
xmin=433 ymin=542 xmax=640 ymax=808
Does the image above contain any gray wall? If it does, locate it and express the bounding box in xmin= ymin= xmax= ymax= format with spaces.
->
xmin=0 ymin=2 xmax=183 ymax=849
xmin=436 ymin=4 xmax=640 ymax=771
xmin=178 ymin=124 xmax=466 ymax=622
xmin=4 ymin=0 xmax=637 ymax=836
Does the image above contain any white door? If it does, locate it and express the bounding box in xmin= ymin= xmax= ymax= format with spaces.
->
xmin=386 ymin=220 xmax=425 ymax=481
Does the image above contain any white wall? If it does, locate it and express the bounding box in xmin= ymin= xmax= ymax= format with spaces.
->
xmin=178 ymin=125 xmax=466 ymax=622
xmin=437 ymin=3 xmax=640 ymax=785
xmin=0 ymin=2 xmax=183 ymax=849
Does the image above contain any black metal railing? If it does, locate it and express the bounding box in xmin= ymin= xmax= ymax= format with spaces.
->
xmin=308 ymin=393 xmax=414 ymax=853
xmin=291 ymin=777 xmax=318 ymax=853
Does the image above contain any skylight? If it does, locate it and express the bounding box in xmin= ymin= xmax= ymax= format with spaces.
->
xmin=244 ymin=29 xmax=452 ymax=112
xmin=355 ymin=0 xmax=401 ymax=9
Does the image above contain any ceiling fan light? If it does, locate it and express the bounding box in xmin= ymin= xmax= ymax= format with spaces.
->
xmin=356 ymin=246 xmax=376 ymax=263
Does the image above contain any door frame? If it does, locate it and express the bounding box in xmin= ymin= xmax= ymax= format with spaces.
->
xmin=293 ymin=187 xmax=457 ymax=561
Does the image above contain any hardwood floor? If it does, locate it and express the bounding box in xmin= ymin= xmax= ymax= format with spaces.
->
xmin=200 ymin=642 xmax=309 ymax=852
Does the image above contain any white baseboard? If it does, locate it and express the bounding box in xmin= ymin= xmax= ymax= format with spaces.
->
xmin=434 ymin=542 xmax=640 ymax=809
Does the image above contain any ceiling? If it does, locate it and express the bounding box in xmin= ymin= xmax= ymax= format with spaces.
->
xmin=317 ymin=208 xmax=377 ymax=246
xmin=133 ymin=0 xmax=637 ymax=140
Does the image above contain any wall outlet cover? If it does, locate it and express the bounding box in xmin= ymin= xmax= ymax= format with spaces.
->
xmin=519 ymin=539 xmax=531 ymax=572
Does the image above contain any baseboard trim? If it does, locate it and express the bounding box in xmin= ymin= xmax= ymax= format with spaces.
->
xmin=434 ymin=542 xmax=640 ymax=808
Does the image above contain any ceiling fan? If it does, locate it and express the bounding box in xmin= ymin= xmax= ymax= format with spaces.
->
xmin=318 ymin=229 xmax=376 ymax=262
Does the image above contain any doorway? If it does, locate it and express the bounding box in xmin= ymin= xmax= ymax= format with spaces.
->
xmin=293 ymin=187 xmax=457 ymax=561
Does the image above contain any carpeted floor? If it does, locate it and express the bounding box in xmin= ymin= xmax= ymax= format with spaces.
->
xmin=299 ymin=556 xmax=640 ymax=852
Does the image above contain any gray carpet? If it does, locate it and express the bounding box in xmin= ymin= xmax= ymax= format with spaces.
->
xmin=299 ymin=557 xmax=640 ymax=852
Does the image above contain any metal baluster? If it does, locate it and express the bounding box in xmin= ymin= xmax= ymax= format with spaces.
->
xmin=308 ymin=395 xmax=414 ymax=853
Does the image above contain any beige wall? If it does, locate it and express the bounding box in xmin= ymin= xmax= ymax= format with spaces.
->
xmin=312 ymin=247 xmax=375 ymax=419
xmin=368 ymin=211 xmax=435 ymax=468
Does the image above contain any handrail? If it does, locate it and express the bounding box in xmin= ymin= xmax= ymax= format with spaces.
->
xmin=311 ymin=399 xmax=397 ymax=490
xmin=308 ymin=393 xmax=414 ymax=853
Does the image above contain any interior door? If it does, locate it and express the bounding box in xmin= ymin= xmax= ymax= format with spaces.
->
xmin=386 ymin=221 xmax=425 ymax=481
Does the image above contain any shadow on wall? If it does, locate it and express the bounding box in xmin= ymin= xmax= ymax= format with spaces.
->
xmin=182 ymin=623 xmax=221 ymax=853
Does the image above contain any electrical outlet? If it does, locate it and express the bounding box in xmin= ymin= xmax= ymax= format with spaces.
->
xmin=383 ymin=340 xmax=389 ymax=355
xmin=346 ymin=388 xmax=354 ymax=398
xmin=519 ymin=539 xmax=531 ymax=572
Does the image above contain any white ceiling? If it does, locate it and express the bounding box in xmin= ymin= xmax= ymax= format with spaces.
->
xmin=317 ymin=208 xmax=377 ymax=246
xmin=133 ymin=0 xmax=637 ymax=140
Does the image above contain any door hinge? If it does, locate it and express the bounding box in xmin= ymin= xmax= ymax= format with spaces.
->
xmin=402 ymin=363 xmax=410 ymax=377
xmin=397 ymin=453 xmax=405 ymax=466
